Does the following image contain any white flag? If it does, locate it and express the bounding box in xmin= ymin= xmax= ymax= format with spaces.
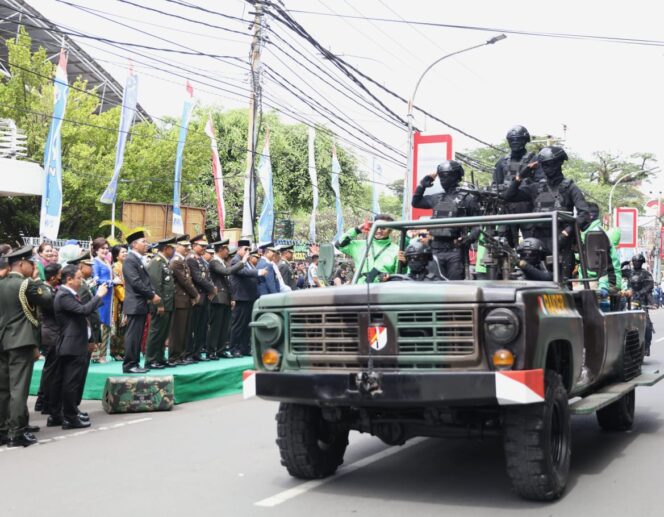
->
xmin=308 ymin=127 xmax=318 ymax=242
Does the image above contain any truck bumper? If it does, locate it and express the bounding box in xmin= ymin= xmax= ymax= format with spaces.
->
xmin=242 ymin=369 xmax=545 ymax=407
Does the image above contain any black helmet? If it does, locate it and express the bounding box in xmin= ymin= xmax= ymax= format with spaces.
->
xmin=436 ymin=160 xmax=464 ymax=180
xmin=405 ymin=240 xmax=432 ymax=258
xmin=631 ymin=253 xmax=646 ymax=267
xmin=517 ymin=238 xmax=545 ymax=264
xmin=537 ymin=146 xmax=568 ymax=165
xmin=506 ymin=125 xmax=531 ymax=143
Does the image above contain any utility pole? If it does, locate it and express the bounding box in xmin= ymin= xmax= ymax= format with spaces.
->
xmin=241 ymin=2 xmax=263 ymax=241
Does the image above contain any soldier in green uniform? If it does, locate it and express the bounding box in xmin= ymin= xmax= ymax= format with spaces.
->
xmin=145 ymin=237 xmax=176 ymax=369
xmin=0 ymin=245 xmax=52 ymax=447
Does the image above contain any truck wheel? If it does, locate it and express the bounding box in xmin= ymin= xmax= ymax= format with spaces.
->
xmin=276 ymin=403 xmax=349 ymax=479
xmin=596 ymin=390 xmax=635 ymax=431
xmin=503 ymin=371 xmax=571 ymax=501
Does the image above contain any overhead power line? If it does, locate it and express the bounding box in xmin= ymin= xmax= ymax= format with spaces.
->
xmin=285 ymin=8 xmax=664 ymax=48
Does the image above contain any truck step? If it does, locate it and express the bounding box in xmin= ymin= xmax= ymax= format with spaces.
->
xmin=570 ymin=370 xmax=664 ymax=415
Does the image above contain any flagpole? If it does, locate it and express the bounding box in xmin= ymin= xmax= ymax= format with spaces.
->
xmin=111 ymin=201 xmax=116 ymax=239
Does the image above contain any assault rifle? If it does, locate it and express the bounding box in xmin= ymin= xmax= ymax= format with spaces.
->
xmin=480 ymin=229 xmax=519 ymax=280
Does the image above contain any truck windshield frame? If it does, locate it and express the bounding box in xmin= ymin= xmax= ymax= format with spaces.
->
xmin=351 ymin=211 xmax=584 ymax=285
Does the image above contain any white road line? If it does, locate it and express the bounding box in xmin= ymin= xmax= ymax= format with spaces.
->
xmin=655 ymin=336 xmax=664 ymax=343
xmin=254 ymin=437 xmax=427 ymax=508
xmin=126 ymin=417 xmax=152 ymax=425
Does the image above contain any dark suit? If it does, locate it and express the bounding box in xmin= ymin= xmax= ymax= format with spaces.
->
xmin=207 ymin=256 xmax=243 ymax=356
xmin=122 ymin=251 xmax=155 ymax=370
xmin=186 ymin=253 xmax=215 ymax=359
xmin=256 ymin=257 xmax=279 ymax=297
xmin=169 ymin=254 xmax=197 ymax=362
xmin=51 ymin=287 xmax=102 ymax=421
xmin=230 ymin=258 xmax=261 ymax=355
xmin=279 ymin=259 xmax=296 ymax=290
xmin=36 ymin=283 xmax=59 ymax=413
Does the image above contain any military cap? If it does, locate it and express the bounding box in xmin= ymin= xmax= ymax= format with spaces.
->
xmin=237 ymin=239 xmax=251 ymax=248
xmin=211 ymin=239 xmax=230 ymax=251
xmin=268 ymin=245 xmax=280 ymax=253
xmin=176 ymin=234 xmax=191 ymax=247
xmin=155 ymin=236 xmax=177 ymax=250
xmin=125 ymin=230 xmax=145 ymax=244
xmin=205 ymin=247 xmax=215 ymax=254
xmin=228 ymin=246 xmax=238 ymax=257
xmin=278 ymin=244 xmax=294 ymax=252
xmin=190 ymin=233 xmax=207 ymax=246
xmin=249 ymin=248 xmax=261 ymax=258
xmin=258 ymin=241 xmax=274 ymax=250
xmin=4 ymin=244 xmax=37 ymax=265
xmin=68 ymin=251 xmax=93 ymax=266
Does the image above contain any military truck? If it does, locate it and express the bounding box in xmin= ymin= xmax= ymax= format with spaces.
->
xmin=244 ymin=212 xmax=664 ymax=501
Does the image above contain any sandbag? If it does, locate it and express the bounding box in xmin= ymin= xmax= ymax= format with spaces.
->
xmin=102 ymin=375 xmax=174 ymax=414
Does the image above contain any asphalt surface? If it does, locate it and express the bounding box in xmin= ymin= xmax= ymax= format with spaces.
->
xmin=3 ymin=309 xmax=664 ymax=516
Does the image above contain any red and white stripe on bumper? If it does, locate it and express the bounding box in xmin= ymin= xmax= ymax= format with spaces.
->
xmin=495 ymin=369 xmax=545 ymax=405
xmin=243 ymin=370 xmax=256 ymax=399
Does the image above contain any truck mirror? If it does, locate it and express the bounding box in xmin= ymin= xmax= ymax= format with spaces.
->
xmin=318 ymin=243 xmax=335 ymax=280
xmin=584 ymin=231 xmax=608 ymax=278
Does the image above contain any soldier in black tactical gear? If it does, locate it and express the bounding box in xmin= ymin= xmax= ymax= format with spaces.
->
xmin=504 ymin=146 xmax=590 ymax=280
xmin=627 ymin=253 xmax=654 ymax=355
xmin=404 ymin=240 xmax=446 ymax=281
xmin=412 ymin=160 xmax=481 ymax=280
xmin=493 ymin=125 xmax=543 ymax=246
xmin=515 ymin=238 xmax=552 ymax=281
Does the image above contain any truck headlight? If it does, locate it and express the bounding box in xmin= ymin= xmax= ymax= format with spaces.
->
xmin=484 ymin=308 xmax=519 ymax=345
xmin=249 ymin=312 xmax=283 ymax=347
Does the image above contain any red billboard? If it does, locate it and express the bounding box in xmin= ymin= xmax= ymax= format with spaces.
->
xmin=411 ymin=132 xmax=453 ymax=220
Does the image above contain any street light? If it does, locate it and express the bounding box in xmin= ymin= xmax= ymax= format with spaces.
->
xmin=402 ymin=34 xmax=507 ymax=219
xmin=607 ymin=166 xmax=659 ymax=218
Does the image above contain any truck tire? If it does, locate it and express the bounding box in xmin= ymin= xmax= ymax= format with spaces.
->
xmin=503 ymin=371 xmax=571 ymax=501
xmin=596 ymin=390 xmax=635 ymax=431
xmin=276 ymin=403 xmax=349 ymax=479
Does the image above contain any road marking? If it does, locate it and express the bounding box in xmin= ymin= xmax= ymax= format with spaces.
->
xmin=655 ymin=336 xmax=664 ymax=343
xmin=126 ymin=417 xmax=152 ymax=425
xmin=254 ymin=437 xmax=426 ymax=508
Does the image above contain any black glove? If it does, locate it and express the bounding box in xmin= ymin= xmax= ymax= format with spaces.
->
xmin=420 ymin=175 xmax=434 ymax=188
xmin=518 ymin=163 xmax=534 ymax=180
xmin=558 ymin=232 xmax=569 ymax=249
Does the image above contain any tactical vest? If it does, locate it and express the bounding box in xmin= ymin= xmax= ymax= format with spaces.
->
xmin=534 ymin=179 xmax=573 ymax=212
xmin=502 ymin=152 xmax=536 ymax=184
xmin=431 ymin=190 xmax=469 ymax=238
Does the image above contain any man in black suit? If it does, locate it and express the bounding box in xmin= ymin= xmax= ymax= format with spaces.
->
xmin=49 ymin=265 xmax=107 ymax=429
xmin=230 ymin=246 xmax=267 ymax=357
xmin=207 ymin=240 xmax=246 ymax=359
xmin=122 ymin=231 xmax=160 ymax=374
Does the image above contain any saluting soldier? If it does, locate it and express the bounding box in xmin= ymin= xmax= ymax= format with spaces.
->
xmin=207 ymin=240 xmax=246 ymax=359
xmin=0 ymin=245 xmax=52 ymax=447
xmin=169 ymin=236 xmax=198 ymax=365
xmin=145 ymin=236 xmax=177 ymax=369
xmin=186 ymin=234 xmax=216 ymax=362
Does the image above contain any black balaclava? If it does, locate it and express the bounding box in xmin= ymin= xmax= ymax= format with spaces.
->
xmin=508 ymin=138 xmax=528 ymax=158
xmin=542 ymin=160 xmax=564 ymax=184
xmin=408 ymin=255 xmax=429 ymax=275
xmin=439 ymin=173 xmax=459 ymax=191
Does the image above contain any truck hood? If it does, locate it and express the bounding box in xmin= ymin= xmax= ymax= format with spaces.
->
xmin=256 ymin=280 xmax=555 ymax=309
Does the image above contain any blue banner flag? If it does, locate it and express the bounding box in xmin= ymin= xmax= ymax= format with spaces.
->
xmin=39 ymin=49 xmax=69 ymax=241
xmin=257 ymin=132 xmax=273 ymax=246
xmin=172 ymin=82 xmax=195 ymax=235
xmin=100 ymin=67 xmax=138 ymax=204
xmin=331 ymin=145 xmax=344 ymax=242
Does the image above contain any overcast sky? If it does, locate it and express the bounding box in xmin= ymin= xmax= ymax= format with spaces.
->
xmin=22 ymin=0 xmax=664 ymax=200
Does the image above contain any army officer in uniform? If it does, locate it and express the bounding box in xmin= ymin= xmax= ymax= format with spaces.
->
xmin=0 ymin=245 xmax=52 ymax=447
xmin=169 ymin=236 xmax=198 ymax=365
xmin=145 ymin=236 xmax=176 ymax=369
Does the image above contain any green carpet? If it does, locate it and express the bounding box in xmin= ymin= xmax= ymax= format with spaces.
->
xmin=30 ymin=357 xmax=254 ymax=404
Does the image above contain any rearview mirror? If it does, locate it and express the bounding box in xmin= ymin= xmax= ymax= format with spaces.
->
xmin=584 ymin=231 xmax=609 ymax=278
xmin=318 ymin=243 xmax=335 ymax=280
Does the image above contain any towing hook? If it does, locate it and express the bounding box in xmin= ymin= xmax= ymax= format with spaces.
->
xmin=356 ymin=371 xmax=383 ymax=397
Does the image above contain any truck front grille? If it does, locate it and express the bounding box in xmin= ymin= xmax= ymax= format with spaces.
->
xmin=288 ymin=308 xmax=477 ymax=360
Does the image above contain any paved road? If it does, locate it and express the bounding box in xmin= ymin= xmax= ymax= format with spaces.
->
xmin=4 ymin=309 xmax=664 ymax=516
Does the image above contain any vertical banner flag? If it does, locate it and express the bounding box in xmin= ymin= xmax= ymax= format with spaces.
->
xmin=39 ymin=48 xmax=69 ymax=240
xmin=331 ymin=144 xmax=344 ymax=242
xmin=257 ymin=131 xmax=273 ymax=246
xmin=308 ymin=126 xmax=318 ymax=242
xmin=204 ymin=115 xmax=225 ymax=230
xmin=372 ymin=157 xmax=382 ymax=215
xmin=172 ymin=81 xmax=195 ymax=235
xmin=100 ymin=65 xmax=138 ymax=204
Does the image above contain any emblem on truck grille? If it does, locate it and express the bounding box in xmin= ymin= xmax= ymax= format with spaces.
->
xmin=368 ymin=325 xmax=388 ymax=351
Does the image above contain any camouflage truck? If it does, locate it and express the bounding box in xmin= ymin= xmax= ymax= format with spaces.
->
xmin=244 ymin=212 xmax=664 ymax=501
